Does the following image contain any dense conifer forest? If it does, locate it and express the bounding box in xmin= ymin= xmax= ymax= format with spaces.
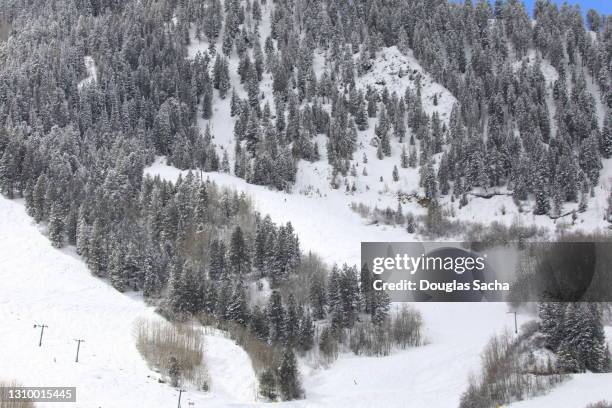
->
xmin=0 ymin=0 xmax=610 ymax=402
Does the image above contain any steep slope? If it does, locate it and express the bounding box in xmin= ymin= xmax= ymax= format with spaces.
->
xmin=145 ymin=160 xmax=535 ymax=408
xmin=183 ymin=8 xmax=611 ymax=251
xmin=509 ymin=372 xmax=612 ymax=408
xmin=0 ymin=196 xmax=256 ymax=408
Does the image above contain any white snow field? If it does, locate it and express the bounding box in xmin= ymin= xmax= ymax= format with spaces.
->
xmin=289 ymin=302 xmax=518 ymax=408
xmin=509 ymin=372 xmax=612 ymax=408
xmin=77 ymin=56 xmax=97 ymax=90
xmin=0 ymin=196 xmax=256 ymax=408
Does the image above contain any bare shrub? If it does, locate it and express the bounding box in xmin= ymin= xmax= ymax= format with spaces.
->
xmin=278 ymin=252 xmax=327 ymax=304
xmin=135 ymin=318 xmax=209 ymax=390
xmin=349 ymin=202 xmax=406 ymax=227
xmin=349 ymin=202 xmax=371 ymax=219
xmin=392 ymin=305 xmax=423 ymax=348
xmin=350 ymin=201 xmax=549 ymax=242
xmin=464 ymin=220 xmax=544 ymax=246
xmin=316 ymin=326 xmax=339 ymax=366
xmin=348 ymin=321 xmax=391 ymax=357
xmin=459 ymin=330 xmax=568 ymax=408
xmin=0 ymin=380 xmax=35 ymax=408
xmin=347 ymin=306 xmax=423 ymax=357
xmin=586 ymin=402 xmax=612 ymax=408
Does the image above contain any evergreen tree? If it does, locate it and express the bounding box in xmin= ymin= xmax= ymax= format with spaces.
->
xmin=337 ymin=265 xmax=360 ymax=328
xmin=229 ymin=226 xmax=250 ymax=275
xmin=371 ymin=290 xmax=391 ymax=325
xmin=108 ymin=245 xmax=126 ymax=292
xmin=259 ymin=369 xmax=278 ymax=401
xmin=248 ymin=305 xmax=270 ymax=341
xmin=277 ymin=348 xmax=303 ymax=400
xmin=533 ymin=178 xmax=550 ymax=215
xmin=221 ymin=150 xmax=230 ymax=173
xmin=298 ymin=312 xmax=315 ymax=352
xmin=202 ymin=282 xmax=218 ymax=315
xmin=227 ymin=281 xmax=249 ymax=326
xmin=360 ymin=263 xmax=374 ymax=314
xmin=87 ymin=219 xmax=107 ymax=277
xmin=406 ymin=213 xmax=416 ymax=233
xmin=420 ymin=160 xmax=438 ymax=200
xmin=209 ymin=239 xmax=226 ymax=280
xmin=400 ymin=145 xmax=409 ymax=168
xmin=202 ymin=85 xmax=213 ymax=119
xmin=168 ymin=356 xmax=181 ymax=387
xmin=267 ymin=290 xmax=285 ymax=343
xmin=48 ymin=203 xmax=65 ymax=248
xmin=213 ymin=56 xmax=231 ymax=98
xmin=284 ymin=294 xmax=299 ymax=346
xmin=392 ymin=165 xmax=399 ymax=182
xmin=309 ymin=275 xmax=327 ymax=319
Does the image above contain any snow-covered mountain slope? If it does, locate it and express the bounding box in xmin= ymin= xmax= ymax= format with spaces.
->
xmin=290 ymin=302 xmax=517 ymax=408
xmin=147 ymin=157 xmax=410 ymax=267
xmin=183 ymin=9 xmax=611 ymax=248
xmin=140 ymin=11 xmax=612 ymax=405
xmin=355 ymin=46 xmax=457 ymax=123
xmin=0 ymin=191 xmax=528 ymax=408
xmin=3 ymin=175 xmax=609 ymax=408
xmin=147 ymin=157 xmax=612 ymax=408
xmin=0 ymin=196 xmax=256 ymax=408
xmin=509 ymin=371 xmax=612 ymax=408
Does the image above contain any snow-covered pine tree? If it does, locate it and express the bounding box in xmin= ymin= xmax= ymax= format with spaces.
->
xmin=48 ymin=203 xmax=65 ymax=248
xmin=248 ymin=305 xmax=270 ymax=341
xmin=258 ymin=369 xmax=278 ymax=401
xmin=338 ymin=265 xmax=360 ymax=329
xmin=277 ymin=348 xmax=303 ymax=400
xmin=227 ymin=281 xmax=249 ymax=326
xmin=297 ymin=311 xmax=315 ymax=352
xmin=400 ymin=145 xmax=409 ymax=168
xmin=229 ymin=226 xmax=250 ymax=275
xmin=209 ymin=239 xmax=226 ymax=280
xmin=267 ymin=290 xmax=285 ymax=343
xmin=371 ymin=290 xmax=391 ymax=325
xmin=87 ymin=219 xmax=107 ymax=277
xmin=360 ymin=263 xmax=374 ymax=314
xmin=284 ymin=294 xmax=299 ymax=346
xmin=392 ymin=165 xmax=399 ymax=182
xmin=201 ymin=84 xmax=213 ymax=119
xmin=309 ymin=274 xmax=327 ymax=320
xmin=108 ymin=244 xmax=126 ymax=292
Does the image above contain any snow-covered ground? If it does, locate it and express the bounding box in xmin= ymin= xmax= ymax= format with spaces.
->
xmin=142 ymin=15 xmax=612 ymax=404
xmin=356 ymin=46 xmax=457 ymax=123
xmin=146 ymin=156 xmax=611 ymax=407
xmin=289 ymin=302 xmax=516 ymax=408
xmin=147 ymin=156 xmax=410 ymax=267
xmin=0 ymin=196 xmax=256 ymax=408
xmin=2 ymin=186 xmax=611 ymax=408
xmin=183 ymin=13 xmax=611 ymax=249
xmin=509 ymin=372 xmax=612 ymax=408
xmin=77 ymin=56 xmax=97 ymax=90
xmin=3 ymin=6 xmax=610 ymax=408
